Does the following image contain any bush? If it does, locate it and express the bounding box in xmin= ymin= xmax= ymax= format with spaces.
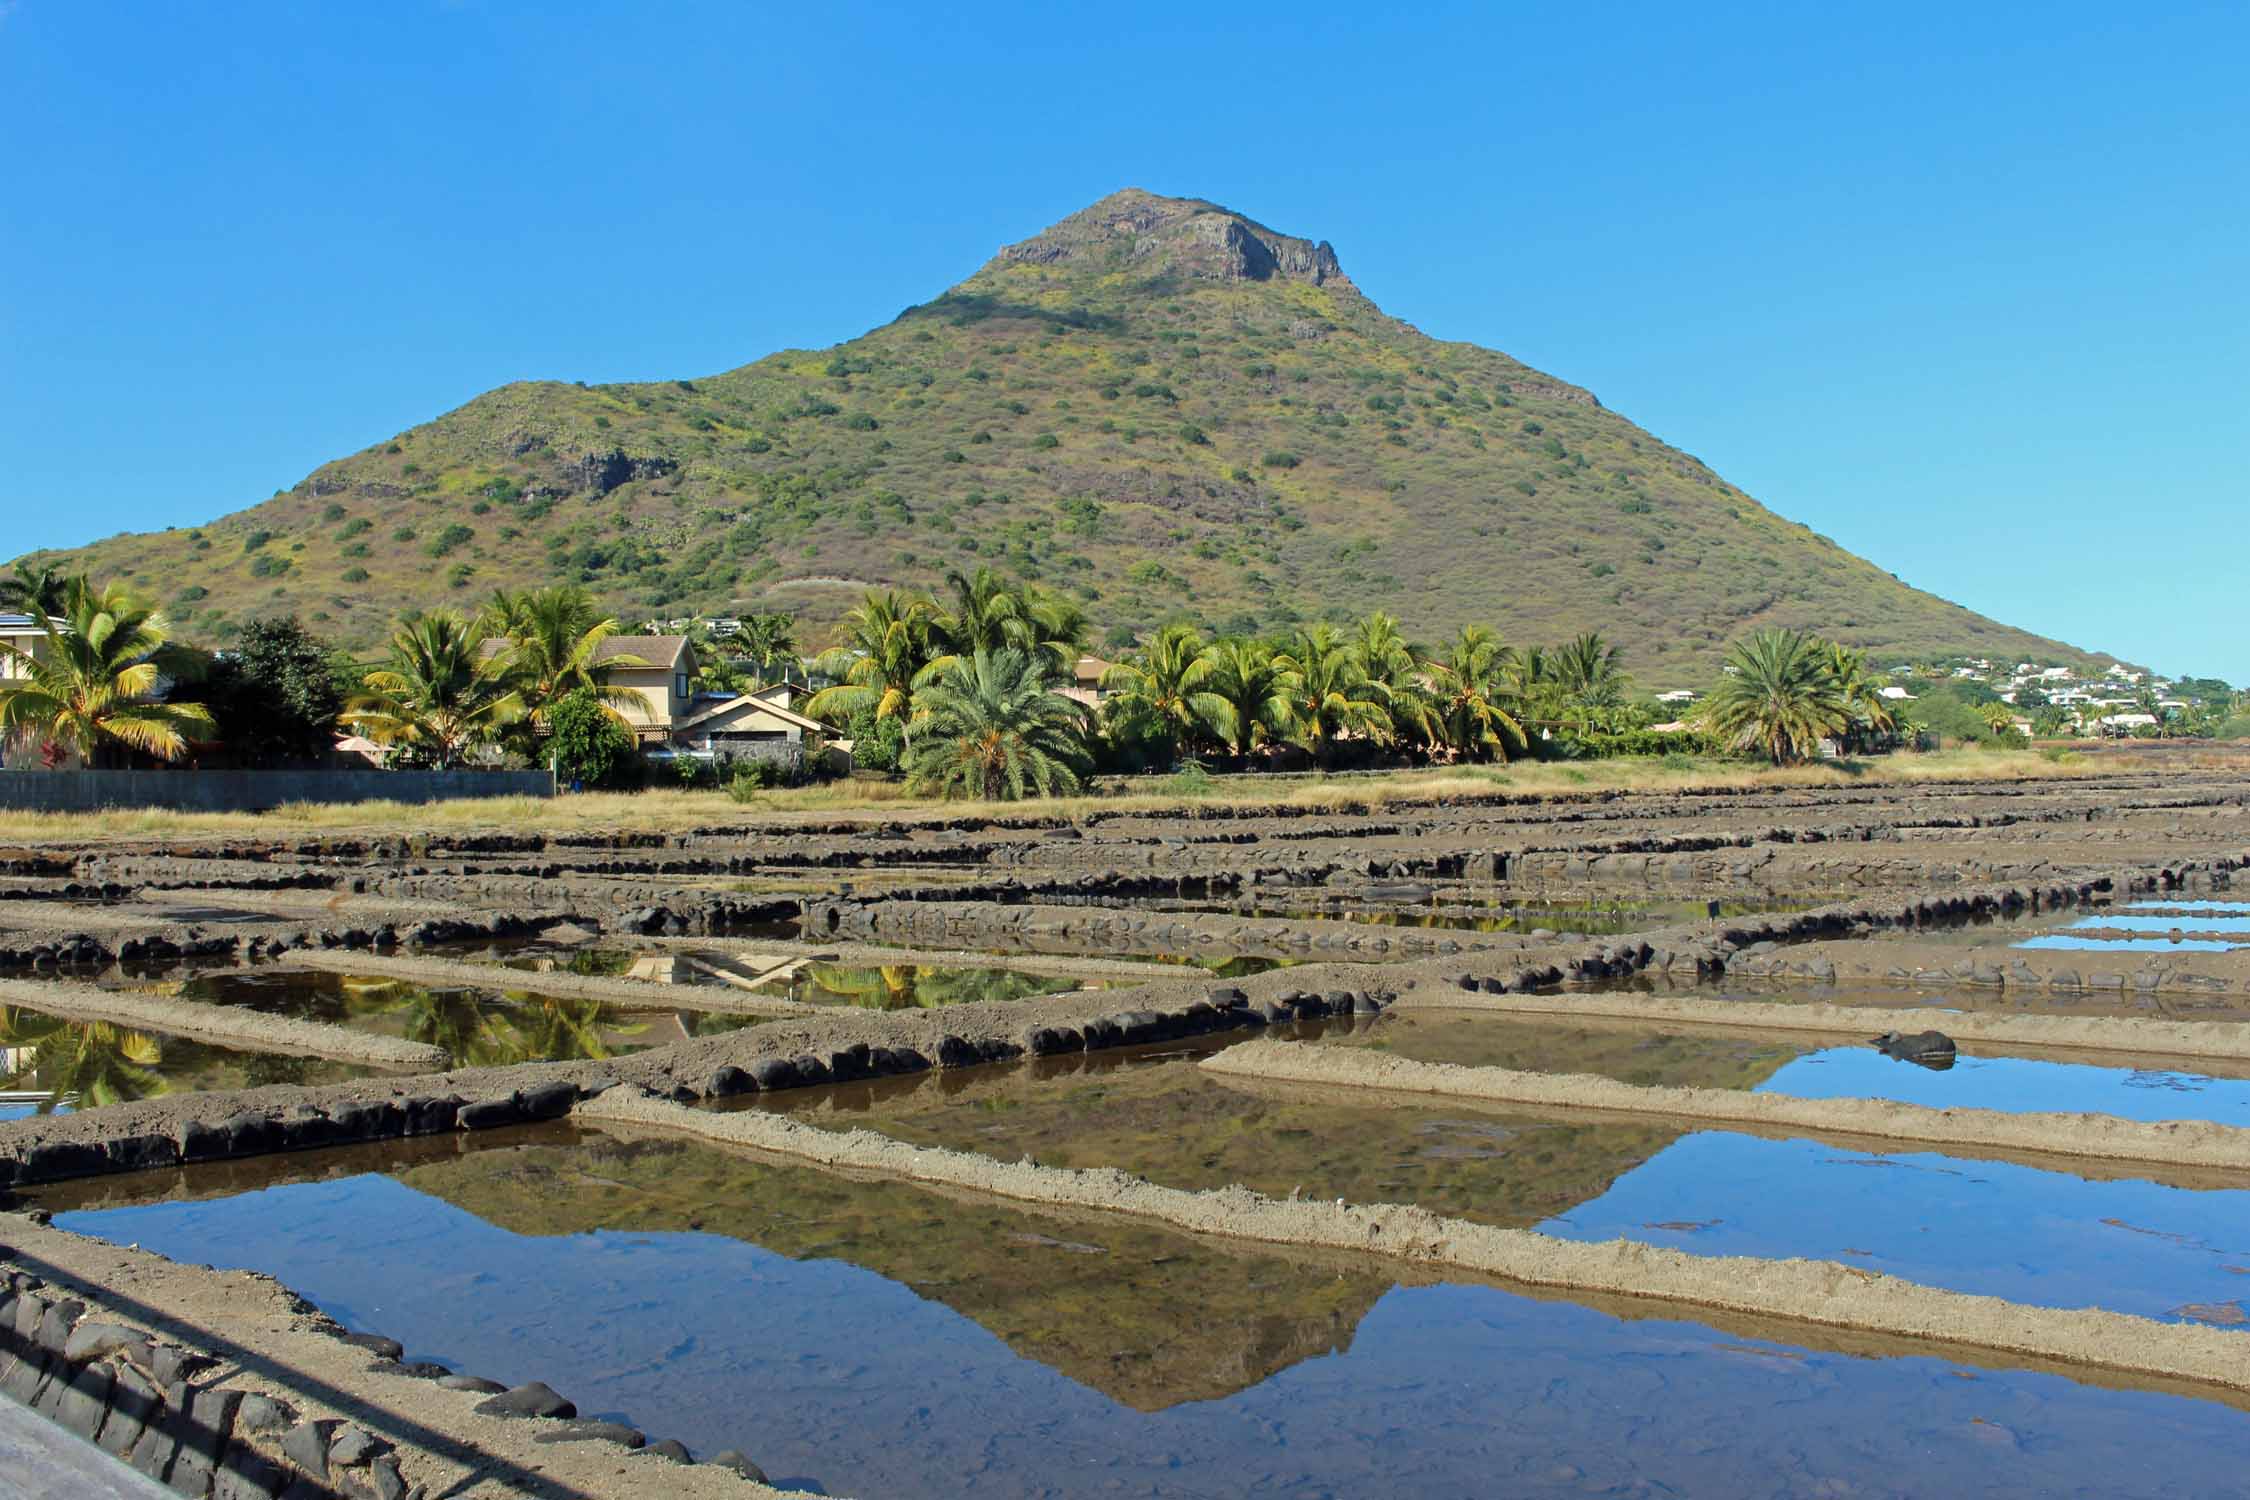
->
xmin=1031 ymin=433 xmax=1060 ymax=449
xmin=1162 ymin=759 xmax=1216 ymax=798
xmin=248 ymin=554 xmax=291 ymax=579
xmin=341 ymin=567 xmax=370 ymax=584
xmin=726 ymin=760 xmax=787 ymax=801
xmin=846 ymin=704 xmax=904 ymax=773
xmin=547 ymin=688 xmax=634 ymax=788
xmin=243 ymin=530 xmax=272 ymax=553
xmin=425 ymin=524 xmax=474 ymax=558
xmin=1261 ymin=450 xmax=1301 ymax=469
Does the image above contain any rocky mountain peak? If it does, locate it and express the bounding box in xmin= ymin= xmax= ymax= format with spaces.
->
xmin=988 ymin=188 xmax=1349 ymax=288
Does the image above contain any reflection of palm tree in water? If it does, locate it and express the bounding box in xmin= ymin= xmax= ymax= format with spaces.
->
xmin=803 ymin=964 xmax=1062 ymax=1010
xmin=0 ymin=1008 xmax=168 ymax=1113
xmin=370 ymin=983 xmax=646 ymax=1065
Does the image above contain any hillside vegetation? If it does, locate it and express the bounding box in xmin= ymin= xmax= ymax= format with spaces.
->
xmin=21 ymin=189 xmax=2100 ymax=680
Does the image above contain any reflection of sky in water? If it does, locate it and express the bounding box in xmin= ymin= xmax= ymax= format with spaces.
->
xmin=60 ymin=1173 xmax=2250 ymax=1498
xmin=1544 ymin=1132 xmax=2250 ymax=1324
xmin=1761 ymin=1047 xmax=2250 ymax=1125
xmin=2069 ymin=914 xmax=2250 ymax=935
xmin=2121 ymin=903 xmax=2250 ymax=916
xmin=2016 ymin=935 xmax=2241 ymax=952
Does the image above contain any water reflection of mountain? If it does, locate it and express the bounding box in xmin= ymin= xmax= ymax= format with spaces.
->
xmin=398 ymin=1136 xmax=1390 ymax=1410
xmin=1325 ymin=1012 xmax=1809 ymax=1092
xmin=760 ymin=1050 xmax=1695 ymax=1231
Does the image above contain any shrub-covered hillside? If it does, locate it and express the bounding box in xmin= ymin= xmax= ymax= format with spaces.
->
xmin=22 ymin=189 xmax=2100 ymax=679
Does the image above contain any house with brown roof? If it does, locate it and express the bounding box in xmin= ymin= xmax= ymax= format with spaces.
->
xmin=590 ymin=635 xmax=696 ymax=745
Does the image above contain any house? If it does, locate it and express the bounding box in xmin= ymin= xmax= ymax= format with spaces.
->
xmin=1654 ymin=689 xmax=1698 ymax=705
xmin=592 ymin=636 xmax=697 ymax=746
xmin=1877 ymin=685 xmax=1914 ymax=701
xmin=0 ymin=613 xmax=45 ymax=684
xmin=1063 ymin=655 xmax=1115 ymax=710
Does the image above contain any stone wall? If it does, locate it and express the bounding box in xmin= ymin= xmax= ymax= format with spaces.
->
xmin=0 ymin=770 xmax=553 ymax=814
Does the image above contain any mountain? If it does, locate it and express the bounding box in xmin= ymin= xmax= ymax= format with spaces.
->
xmin=20 ymin=189 xmax=2103 ymax=679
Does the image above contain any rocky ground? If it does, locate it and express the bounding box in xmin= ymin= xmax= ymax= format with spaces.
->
xmin=0 ymin=766 xmax=2247 ymax=1497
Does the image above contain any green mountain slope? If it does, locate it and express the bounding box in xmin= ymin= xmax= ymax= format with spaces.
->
xmin=24 ymin=189 xmax=2101 ymax=679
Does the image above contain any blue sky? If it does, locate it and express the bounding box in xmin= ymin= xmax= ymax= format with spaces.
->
xmin=3 ymin=2 xmax=2243 ymax=679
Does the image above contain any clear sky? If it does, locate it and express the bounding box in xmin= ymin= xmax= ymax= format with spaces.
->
xmin=3 ymin=2 xmax=2243 ymax=679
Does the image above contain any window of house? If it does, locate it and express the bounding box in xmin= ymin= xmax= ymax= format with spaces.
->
xmin=675 ymin=673 xmax=689 ymax=699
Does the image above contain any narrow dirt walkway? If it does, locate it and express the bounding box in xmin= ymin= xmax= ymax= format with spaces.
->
xmin=0 ymin=976 xmax=444 ymax=1070
xmin=291 ymin=951 xmax=829 ymax=1019
xmin=1199 ymin=1037 xmax=2250 ymax=1170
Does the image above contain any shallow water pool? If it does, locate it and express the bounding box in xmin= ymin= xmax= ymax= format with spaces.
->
xmin=48 ymin=1133 xmax=2250 ymax=1498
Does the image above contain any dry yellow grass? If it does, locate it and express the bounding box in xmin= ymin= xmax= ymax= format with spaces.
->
xmin=0 ymin=747 xmax=2146 ymax=845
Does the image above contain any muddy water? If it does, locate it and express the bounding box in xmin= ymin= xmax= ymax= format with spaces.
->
xmin=48 ymin=1131 xmax=2250 ymax=1498
xmin=1326 ymin=1012 xmax=2250 ymax=1126
xmin=760 ymin=1050 xmax=2250 ymax=1330
xmin=0 ymin=1005 xmax=372 ymax=1121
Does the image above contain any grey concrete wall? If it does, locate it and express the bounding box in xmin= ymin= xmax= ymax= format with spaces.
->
xmin=0 ymin=769 xmax=552 ymax=814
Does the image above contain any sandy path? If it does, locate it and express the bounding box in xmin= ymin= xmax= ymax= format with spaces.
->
xmin=573 ymin=1088 xmax=2250 ymax=1395
xmin=0 ymin=976 xmax=445 ymax=1070
xmin=1397 ymin=987 xmax=2250 ymax=1062
xmin=292 ymin=951 xmax=831 ymax=1019
xmin=1199 ymin=1037 xmax=2250 ymax=1170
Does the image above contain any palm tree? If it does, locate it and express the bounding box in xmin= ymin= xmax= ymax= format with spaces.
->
xmin=0 ymin=563 xmax=67 ymax=620
xmin=1202 ymin=637 xmax=1290 ymax=761
xmin=1274 ymin=624 xmax=1392 ymax=765
xmin=1020 ymin=587 xmax=1090 ymax=675
xmin=1552 ymin=632 xmax=1629 ymax=709
xmin=1979 ymin=701 xmax=2021 ymax=738
xmin=342 ymin=610 xmax=521 ymax=768
xmin=929 ymin=567 xmax=1029 ymax=657
xmin=1100 ymin=623 xmax=1230 ymax=760
xmin=806 ymin=589 xmax=939 ymax=746
xmin=481 ymin=585 xmax=645 ymax=731
xmin=1422 ymin=625 xmax=1528 ymax=761
xmin=0 ymin=581 xmax=215 ymax=765
xmin=1351 ymin=612 xmax=1438 ymax=753
xmin=1695 ymin=629 xmax=1850 ymax=766
xmin=1822 ymin=642 xmax=1897 ymax=753
xmin=903 ymin=647 xmax=1088 ymax=800
xmin=738 ymin=614 xmax=797 ymax=684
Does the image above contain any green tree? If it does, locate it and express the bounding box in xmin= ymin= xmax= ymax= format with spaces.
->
xmin=481 ymin=584 xmax=645 ymax=731
xmin=1695 ymin=629 xmax=1850 ymax=766
xmin=1351 ymin=611 xmax=1438 ymax=752
xmin=200 ymin=616 xmax=341 ymax=764
xmin=808 ymin=589 xmax=939 ymax=748
xmin=1821 ymin=642 xmax=1898 ymax=754
xmin=1421 ymin=624 xmax=1527 ymax=761
xmin=0 ymin=580 xmax=215 ymax=765
xmin=1099 ymin=623 xmax=1230 ymax=761
xmin=547 ymin=685 xmax=633 ymax=786
xmin=1202 ymin=637 xmax=1291 ymax=760
xmin=738 ymin=613 xmax=798 ymax=683
xmin=1274 ymin=623 xmax=1392 ymax=765
xmin=904 ymin=647 xmax=1088 ymax=800
xmin=0 ymin=563 xmax=67 ymax=620
xmin=342 ymin=610 xmax=521 ymax=768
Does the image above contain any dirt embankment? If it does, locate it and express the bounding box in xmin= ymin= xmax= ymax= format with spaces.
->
xmin=1397 ymin=987 xmax=2250 ymax=1062
xmin=1727 ymin=937 xmax=2250 ymax=996
xmin=0 ymin=976 xmax=445 ymax=1070
xmin=1198 ymin=1038 xmax=2250 ymax=1171
xmin=572 ymin=1089 xmax=2250 ymax=1396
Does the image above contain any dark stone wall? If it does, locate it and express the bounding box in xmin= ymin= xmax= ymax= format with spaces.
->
xmin=0 ymin=770 xmax=553 ymax=814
